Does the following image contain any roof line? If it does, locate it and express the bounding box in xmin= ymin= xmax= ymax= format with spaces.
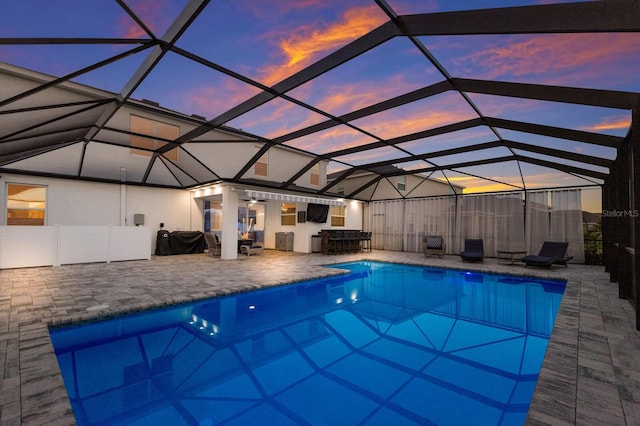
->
xmin=486 ymin=117 xmax=624 ymax=147
xmin=398 ymin=1 xmax=640 ymax=35
xmin=454 ymin=78 xmax=638 ymax=110
xmin=403 ymin=155 xmax=607 ymax=180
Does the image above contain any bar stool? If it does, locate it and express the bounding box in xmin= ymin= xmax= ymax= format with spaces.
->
xmin=361 ymin=231 xmax=371 ymax=252
xmin=344 ymin=230 xmax=355 ymax=253
xmin=329 ymin=230 xmax=344 ymax=254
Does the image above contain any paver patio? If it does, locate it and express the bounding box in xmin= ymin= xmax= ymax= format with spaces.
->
xmin=1 ymin=250 xmax=639 ymax=425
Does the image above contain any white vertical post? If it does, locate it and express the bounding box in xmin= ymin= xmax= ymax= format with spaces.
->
xmin=53 ymin=224 xmax=61 ymax=267
xmin=120 ymin=168 xmax=127 ymax=226
xmin=107 ymin=225 xmax=112 ymax=263
xmin=221 ymin=186 xmax=239 ymax=260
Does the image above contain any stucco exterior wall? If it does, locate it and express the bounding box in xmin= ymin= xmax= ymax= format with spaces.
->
xmin=0 ymin=173 xmax=197 ymax=252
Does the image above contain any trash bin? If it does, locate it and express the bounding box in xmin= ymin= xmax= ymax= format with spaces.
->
xmin=155 ymin=230 xmax=172 ymax=256
xmin=311 ymin=235 xmax=321 ymax=253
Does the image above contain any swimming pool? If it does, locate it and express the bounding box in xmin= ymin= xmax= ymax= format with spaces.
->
xmin=50 ymin=261 xmax=565 ymax=425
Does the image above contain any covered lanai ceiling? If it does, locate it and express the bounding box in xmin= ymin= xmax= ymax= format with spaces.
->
xmin=1 ymin=0 xmax=639 ymax=200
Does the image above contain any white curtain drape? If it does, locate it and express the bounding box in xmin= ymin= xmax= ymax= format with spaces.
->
xmin=525 ymin=189 xmax=583 ymax=262
xmin=404 ymin=199 xmax=422 ymax=252
xmin=457 ymin=194 xmax=492 ymax=253
xmin=495 ymin=194 xmax=526 ymax=253
xmin=384 ymin=200 xmax=404 ymax=251
xmin=366 ymin=188 xmax=584 ymax=262
xmin=403 ymin=197 xmax=456 ymax=253
xmin=368 ymin=200 xmax=403 ymax=250
xmin=526 ymin=191 xmax=550 ymax=255
xmin=457 ymin=193 xmax=525 ymax=256
xmin=368 ymin=201 xmax=385 ymax=250
xmin=551 ymin=189 xmax=584 ymax=263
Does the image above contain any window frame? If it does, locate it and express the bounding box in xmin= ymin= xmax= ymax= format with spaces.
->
xmin=330 ymin=205 xmax=345 ymax=227
xmin=397 ymin=175 xmax=406 ymax=191
xmin=280 ymin=202 xmax=296 ymax=226
xmin=255 ymin=152 xmax=269 ymax=177
xmin=310 ymin=163 xmax=320 ymax=186
xmin=6 ymin=183 xmax=47 ymax=226
xmin=130 ymin=114 xmax=180 ymax=162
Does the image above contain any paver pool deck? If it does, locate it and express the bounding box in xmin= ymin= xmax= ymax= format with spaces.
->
xmin=1 ymin=250 xmax=639 ymax=425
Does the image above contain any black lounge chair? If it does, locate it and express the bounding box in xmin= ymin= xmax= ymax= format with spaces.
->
xmin=521 ymin=241 xmax=571 ymax=268
xmin=460 ymin=239 xmax=484 ymax=262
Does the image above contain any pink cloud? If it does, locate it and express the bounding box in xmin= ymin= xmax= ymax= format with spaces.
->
xmin=459 ymin=33 xmax=640 ymax=87
xmin=183 ymin=80 xmax=261 ymax=118
xmin=118 ymin=0 xmax=178 ymax=38
xmin=248 ymin=99 xmax=327 ymax=140
xmin=444 ymin=169 xmax=580 ymax=193
xmin=256 ymin=5 xmax=387 ymax=86
xmin=286 ymin=125 xmax=375 ymax=153
xmin=118 ymin=15 xmax=147 ymax=38
xmin=232 ymin=71 xmax=431 ymax=141
xmin=583 ymin=115 xmax=631 ymax=132
xmin=334 ymin=146 xmax=402 ymax=165
xmin=314 ymin=73 xmax=423 ymax=115
xmin=351 ymin=92 xmax=478 ymax=140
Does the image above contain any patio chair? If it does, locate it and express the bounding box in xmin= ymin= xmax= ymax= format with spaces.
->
xmin=240 ymin=244 xmax=264 ymax=256
xmin=203 ymin=232 xmax=221 ymax=256
xmin=423 ymin=235 xmax=445 ymax=258
xmin=460 ymin=239 xmax=484 ymax=262
xmin=521 ymin=241 xmax=572 ymax=268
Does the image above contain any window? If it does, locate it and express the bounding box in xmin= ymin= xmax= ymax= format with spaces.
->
xmin=397 ymin=176 xmax=406 ymax=191
xmin=281 ymin=203 xmax=296 ymax=226
xmin=6 ymin=183 xmax=46 ymax=226
xmin=310 ymin=163 xmax=320 ymax=186
xmin=330 ymin=205 xmax=345 ymax=227
xmin=130 ymin=115 xmax=180 ymax=162
xmin=205 ymin=201 xmax=222 ymax=231
xmin=255 ymin=152 xmax=268 ymax=176
xmin=336 ymin=182 xmax=344 ymax=195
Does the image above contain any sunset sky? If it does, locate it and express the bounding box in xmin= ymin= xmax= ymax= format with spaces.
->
xmin=1 ymin=0 xmax=638 ymax=210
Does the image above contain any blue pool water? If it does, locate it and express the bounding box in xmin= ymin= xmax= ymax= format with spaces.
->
xmin=50 ymin=261 xmax=566 ymax=426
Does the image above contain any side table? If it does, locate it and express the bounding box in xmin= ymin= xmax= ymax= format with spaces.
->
xmin=496 ymin=250 xmax=527 ymax=265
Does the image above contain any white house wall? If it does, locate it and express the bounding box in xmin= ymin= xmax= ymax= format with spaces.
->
xmin=0 ymin=173 xmax=197 ymax=252
xmin=107 ymin=104 xmax=198 ymax=134
xmin=244 ymin=147 xmax=327 ymax=189
xmin=339 ymin=174 xmax=383 ymax=199
xmin=404 ymin=175 xmax=460 ymax=197
xmin=0 ymin=171 xmax=360 ymax=259
xmin=126 ymin=185 xmax=198 ymax=235
xmin=264 ymin=200 xmax=363 ymax=253
xmin=361 ymin=177 xmax=401 ymax=200
xmin=185 ymin=141 xmax=258 ymax=179
xmin=1 ymin=174 xmax=122 ymax=225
